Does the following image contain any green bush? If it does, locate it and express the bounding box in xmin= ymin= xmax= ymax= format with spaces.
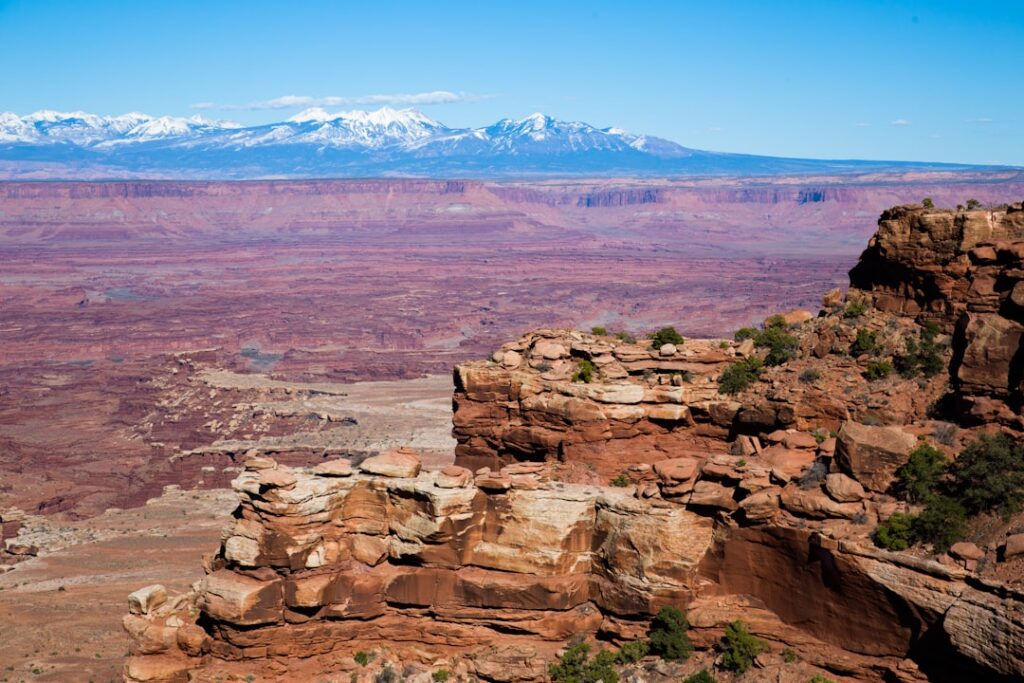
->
xmin=911 ymin=495 xmax=967 ymax=552
xmin=764 ymin=314 xmax=788 ymax=329
xmin=946 ymin=433 xmax=1024 ymax=517
xmin=717 ymin=620 xmax=766 ymax=673
xmin=894 ymin=443 xmax=947 ymax=503
xmin=967 ymin=198 xmax=981 ymax=209
xmin=573 ymin=359 xmax=597 ymax=384
xmin=432 ymin=670 xmax=450 ymax=682
xmin=850 ymin=328 xmax=878 ymax=356
xmin=844 ymin=300 xmax=867 ymax=318
xmin=614 ymin=639 xmax=649 ymax=664
xmin=809 ymin=676 xmax=836 ymax=683
xmin=873 ymin=512 xmax=914 ymax=551
xmin=895 ymin=322 xmax=944 ymax=378
xmin=865 ymin=360 xmax=892 ymax=380
xmin=922 ymin=197 xmax=935 ymax=209
xmin=590 ymin=326 xmax=608 ymax=336
xmin=354 ymin=651 xmax=370 ymax=667
xmin=683 ymin=670 xmax=717 ymax=683
xmin=548 ymin=643 xmax=619 ymax=683
xmin=650 ymin=326 xmax=685 ymax=348
xmin=647 ymin=606 xmax=693 ymax=661
xmin=615 ymin=331 xmax=637 ymax=344
xmin=734 ymin=327 xmax=759 ymax=342
xmin=756 ymin=326 xmax=798 ymax=366
xmin=718 ymin=357 xmax=764 ymax=395
xmin=782 ymin=647 xmax=797 ymax=663
xmin=610 ymin=473 xmax=630 ymax=488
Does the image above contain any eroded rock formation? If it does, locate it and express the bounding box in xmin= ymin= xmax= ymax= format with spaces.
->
xmin=124 ymin=204 xmax=1024 ymax=682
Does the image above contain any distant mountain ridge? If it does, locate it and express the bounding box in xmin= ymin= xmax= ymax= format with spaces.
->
xmin=0 ymin=107 xmax=1009 ymax=179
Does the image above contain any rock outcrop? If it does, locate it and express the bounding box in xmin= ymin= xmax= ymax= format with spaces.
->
xmin=124 ymin=204 xmax=1024 ymax=682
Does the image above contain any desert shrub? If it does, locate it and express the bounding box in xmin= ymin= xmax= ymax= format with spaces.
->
xmin=895 ymin=322 xmax=944 ymax=378
xmin=844 ymin=300 xmax=867 ymax=318
xmin=615 ymin=639 xmax=649 ymax=664
xmin=734 ymin=327 xmax=759 ymax=342
xmin=782 ymin=647 xmax=797 ymax=663
xmin=809 ymin=676 xmax=836 ymax=683
xmin=683 ymin=670 xmax=717 ymax=683
xmin=573 ymin=359 xmax=597 ymax=384
xmin=799 ymin=368 xmax=821 ymax=384
xmin=610 ymin=473 xmax=630 ymax=488
xmin=873 ymin=512 xmax=914 ymax=551
xmin=865 ymin=360 xmax=893 ymax=380
xmin=967 ymin=198 xmax=982 ymax=209
xmin=717 ymin=620 xmax=766 ymax=673
xmin=647 ymin=606 xmax=693 ymax=661
xmin=911 ymin=495 xmax=967 ymax=552
xmin=650 ymin=326 xmax=684 ymax=348
xmin=375 ymin=664 xmax=398 ymax=683
xmin=432 ymin=670 xmax=450 ymax=682
xmin=764 ymin=314 xmax=788 ymax=329
xmin=798 ymin=461 xmax=828 ymax=490
xmin=946 ymin=433 xmax=1024 ymax=517
xmin=548 ymin=643 xmax=619 ymax=683
xmin=932 ymin=422 xmax=958 ymax=446
xmin=719 ymin=340 xmax=729 ymax=349
xmin=590 ymin=326 xmax=608 ymax=336
xmin=718 ymin=357 xmax=764 ymax=395
xmin=922 ymin=197 xmax=935 ymax=209
xmin=615 ymin=331 xmax=637 ymax=344
xmin=850 ymin=328 xmax=878 ymax=356
xmin=756 ymin=326 xmax=799 ymax=365
xmin=354 ymin=651 xmax=370 ymax=667
xmin=893 ymin=443 xmax=948 ymax=503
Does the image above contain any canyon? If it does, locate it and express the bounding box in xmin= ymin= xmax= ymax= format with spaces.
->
xmin=117 ymin=203 xmax=1024 ymax=682
xmin=2 ymin=178 xmax=1024 ymax=682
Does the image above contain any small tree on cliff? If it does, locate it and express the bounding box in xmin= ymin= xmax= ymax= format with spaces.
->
xmin=922 ymin=197 xmax=935 ymax=209
xmin=647 ymin=606 xmax=693 ymax=660
xmin=650 ymin=326 xmax=685 ymax=349
xmin=966 ymin=198 xmax=982 ymax=209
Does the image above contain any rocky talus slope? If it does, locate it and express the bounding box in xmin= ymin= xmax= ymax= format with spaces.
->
xmin=123 ymin=205 xmax=1024 ymax=682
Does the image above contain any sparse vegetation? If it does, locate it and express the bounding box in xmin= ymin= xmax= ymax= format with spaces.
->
xmin=809 ymin=676 xmax=836 ymax=683
xmin=799 ymin=368 xmax=821 ymax=384
xmin=590 ymin=326 xmax=608 ymax=336
xmin=734 ymin=327 xmax=759 ymax=342
xmin=843 ymin=300 xmax=867 ymax=318
xmin=782 ymin=647 xmax=797 ymax=663
xmin=756 ymin=325 xmax=798 ymax=365
xmin=683 ymin=670 xmax=717 ymax=683
xmin=894 ymin=443 xmax=947 ymax=504
xmin=354 ymin=651 xmax=370 ymax=667
xmin=548 ymin=642 xmax=619 ymax=683
xmin=850 ymin=328 xmax=878 ymax=356
xmin=375 ymin=665 xmax=398 ymax=683
xmin=873 ymin=512 xmax=914 ymax=550
xmin=615 ymin=331 xmax=637 ymax=344
xmin=573 ymin=359 xmax=597 ymax=383
xmin=614 ymin=639 xmax=649 ymax=664
xmin=717 ymin=620 xmax=766 ymax=673
xmin=894 ymin=321 xmax=944 ymax=378
xmin=432 ymin=669 xmax=451 ymax=682
xmin=647 ymin=606 xmax=694 ymax=661
xmin=650 ymin=326 xmax=684 ymax=348
xmin=610 ymin=473 xmax=630 ymax=487
xmin=718 ymin=357 xmax=764 ymax=394
xmin=922 ymin=197 xmax=935 ymax=209
xmin=875 ymin=434 xmax=1024 ymax=552
xmin=967 ymin=198 xmax=982 ymax=210
xmin=865 ymin=360 xmax=892 ymax=380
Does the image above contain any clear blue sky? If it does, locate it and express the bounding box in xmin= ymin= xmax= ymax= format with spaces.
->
xmin=1 ymin=0 xmax=1021 ymax=164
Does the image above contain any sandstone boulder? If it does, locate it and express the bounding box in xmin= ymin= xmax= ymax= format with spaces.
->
xmin=436 ymin=465 xmax=474 ymax=488
xmin=128 ymin=585 xmax=167 ymax=616
xmin=824 ymin=473 xmax=866 ymax=503
xmin=835 ymin=421 xmax=917 ymax=492
xmin=311 ymin=458 xmax=353 ymax=477
xmin=360 ymin=448 xmax=422 ymax=478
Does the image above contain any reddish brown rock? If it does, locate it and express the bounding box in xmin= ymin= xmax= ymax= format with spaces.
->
xmin=835 ymin=421 xmax=917 ymax=492
xmin=359 ymin=448 xmax=422 ymax=478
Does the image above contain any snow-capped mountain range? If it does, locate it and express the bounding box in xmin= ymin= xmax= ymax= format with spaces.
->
xmin=0 ymin=108 xmax=1002 ymax=179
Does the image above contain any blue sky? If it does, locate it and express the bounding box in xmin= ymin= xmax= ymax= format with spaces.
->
xmin=1 ymin=0 xmax=1021 ymax=164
